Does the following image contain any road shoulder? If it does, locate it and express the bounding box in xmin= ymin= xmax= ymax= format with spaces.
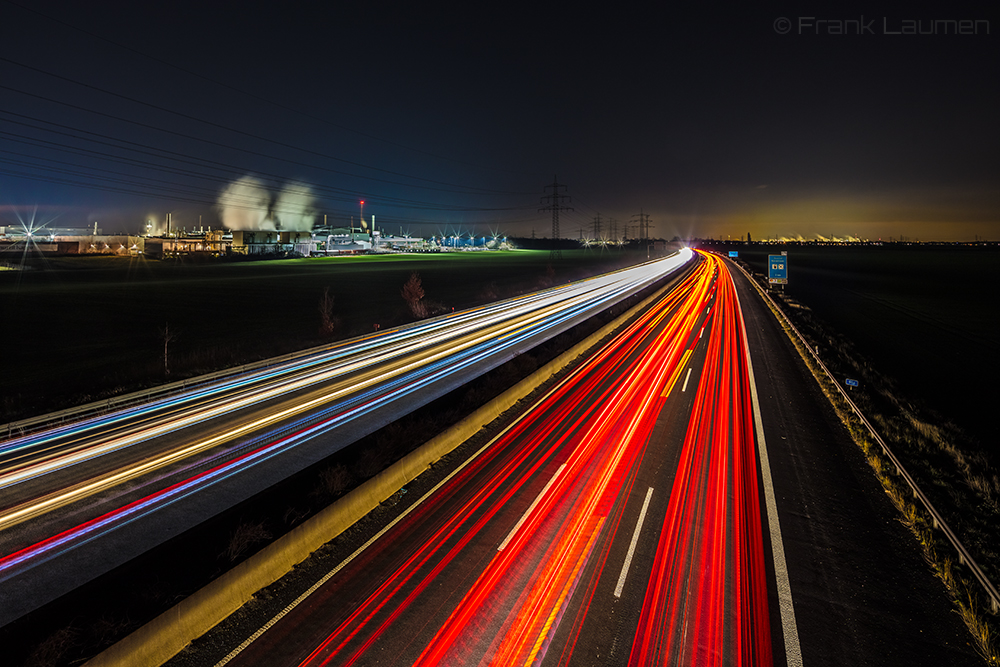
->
xmin=730 ymin=261 xmax=980 ymax=666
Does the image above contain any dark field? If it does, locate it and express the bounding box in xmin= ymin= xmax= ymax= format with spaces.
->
xmin=0 ymin=248 xmax=658 ymax=423
xmin=737 ymin=245 xmax=1000 ymax=453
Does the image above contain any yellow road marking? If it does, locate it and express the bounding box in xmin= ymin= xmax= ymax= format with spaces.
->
xmin=661 ymin=349 xmax=693 ymax=398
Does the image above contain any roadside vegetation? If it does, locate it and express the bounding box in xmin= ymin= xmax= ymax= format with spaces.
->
xmin=742 ymin=266 xmax=999 ymax=664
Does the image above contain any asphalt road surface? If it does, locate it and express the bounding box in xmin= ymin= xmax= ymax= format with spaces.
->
xmin=0 ymin=251 xmax=693 ymax=627
xmin=175 ymin=250 xmax=981 ymax=667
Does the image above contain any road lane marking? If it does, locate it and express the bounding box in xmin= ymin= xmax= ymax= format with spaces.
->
xmin=733 ymin=271 xmax=803 ymax=667
xmin=219 ymin=364 xmax=579 ymax=666
xmin=209 ymin=259 xmax=704 ymax=667
xmin=498 ymin=464 xmax=567 ymax=551
xmin=614 ymin=486 xmax=654 ymax=598
xmin=212 ymin=378 xmax=570 ymax=667
xmin=681 ymin=368 xmax=693 ymax=392
xmin=661 ymin=349 xmax=693 ymax=398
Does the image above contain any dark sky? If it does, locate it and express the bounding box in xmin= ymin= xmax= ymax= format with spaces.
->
xmin=0 ymin=1 xmax=997 ymax=240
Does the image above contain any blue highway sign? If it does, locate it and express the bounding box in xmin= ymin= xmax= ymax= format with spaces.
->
xmin=768 ymin=254 xmax=788 ymax=284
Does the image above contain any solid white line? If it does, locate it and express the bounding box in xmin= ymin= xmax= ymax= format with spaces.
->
xmin=498 ymin=463 xmax=566 ymax=551
xmin=211 ymin=258 xmax=699 ymax=667
xmin=733 ymin=269 xmax=803 ymax=667
xmin=681 ymin=368 xmax=693 ymax=392
xmin=614 ymin=486 xmax=654 ymax=598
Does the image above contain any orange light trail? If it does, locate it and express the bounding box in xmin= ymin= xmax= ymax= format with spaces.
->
xmin=412 ymin=258 xmax=719 ymax=666
xmin=630 ymin=251 xmax=772 ymax=666
xmin=273 ymin=251 xmax=772 ymax=667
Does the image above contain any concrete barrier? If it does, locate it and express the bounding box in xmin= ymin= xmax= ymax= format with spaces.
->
xmin=85 ymin=272 xmax=686 ymax=667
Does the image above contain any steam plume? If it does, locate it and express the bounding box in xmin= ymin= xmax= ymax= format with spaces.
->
xmin=217 ymin=176 xmax=271 ymax=231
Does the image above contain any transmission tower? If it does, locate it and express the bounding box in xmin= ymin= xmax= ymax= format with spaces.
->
xmin=540 ymin=176 xmax=572 ymax=259
xmin=592 ymin=213 xmax=602 ymax=239
xmin=631 ymin=208 xmax=653 ymax=240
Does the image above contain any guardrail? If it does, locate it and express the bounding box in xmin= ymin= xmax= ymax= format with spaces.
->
xmin=1 ymin=280 xmax=520 ymax=442
xmin=1 ymin=343 xmax=344 ymax=442
xmin=730 ymin=257 xmax=1000 ymax=615
xmin=2 ymin=255 xmax=683 ymax=442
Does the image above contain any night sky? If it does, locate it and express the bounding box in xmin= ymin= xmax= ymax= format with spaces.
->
xmin=1 ymin=1 xmax=997 ymax=241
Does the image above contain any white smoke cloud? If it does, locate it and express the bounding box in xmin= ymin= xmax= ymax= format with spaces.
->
xmin=217 ymin=176 xmax=272 ymax=231
xmin=272 ymin=181 xmax=316 ymax=232
xmin=216 ymin=176 xmax=316 ymax=232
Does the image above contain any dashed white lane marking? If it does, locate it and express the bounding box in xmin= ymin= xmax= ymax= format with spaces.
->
xmin=733 ymin=270 xmax=803 ymax=667
xmin=614 ymin=486 xmax=654 ymax=598
xmin=498 ymin=464 xmax=567 ymax=551
xmin=214 ymin=383 xmax=568 ymax=667
xmin=681 ymin=368 xmax=693 ymax=392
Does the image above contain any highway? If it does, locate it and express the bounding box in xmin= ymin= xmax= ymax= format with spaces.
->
xmin=201 ymin=250 xmax=779 ymax=666
xmin=0 ymin=250 xmax=694 ymax=626
xmin=182 ymin=250 xmax=984 ymax=667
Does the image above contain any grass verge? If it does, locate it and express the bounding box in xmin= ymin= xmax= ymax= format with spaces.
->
xmin=739 ymin=263 xmax=999 ymax=665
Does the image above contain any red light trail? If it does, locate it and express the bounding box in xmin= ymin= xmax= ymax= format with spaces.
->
xmin=223 ymin=251 xmax=775 ymax=666
xmin=630 ymin=252 xmax=772 ymax=665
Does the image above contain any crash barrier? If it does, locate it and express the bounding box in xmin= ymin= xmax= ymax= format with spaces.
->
xmin=730 ymin=257 xmax=1000 ymax=615
xmin=84 ymin=264 xmax=694 ymax=667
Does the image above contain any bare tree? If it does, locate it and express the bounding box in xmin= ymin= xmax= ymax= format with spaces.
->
xmin=318 ymin=286 xmax=336 ymax=335
xmin=537 ymin=263 xmax=556 ymax=288
xmin=159 ymin=323 xmax=177 ymax=376
xmin=314 ymin=463 xmax=353 ymax=498
xmin=223 ymin=520 xmax=271 ymax=562
xmin=401 ymin=272 xmax=427 ymax=318
xmin=479 ymin=281 xmax=499 ymax=302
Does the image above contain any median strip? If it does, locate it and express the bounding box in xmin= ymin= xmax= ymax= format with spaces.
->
xmin=84 ymin=264 xmax=692 ymax=667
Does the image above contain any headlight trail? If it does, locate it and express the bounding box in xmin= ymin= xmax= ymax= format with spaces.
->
xmin=264 ymin=255 xmax=715 ymax=666
xmin=220 ymin=250 xmax=776 ymax=667
xmin=0 ymin=250 xmax=693 ymax=586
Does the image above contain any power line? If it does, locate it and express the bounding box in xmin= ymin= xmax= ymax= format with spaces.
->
xmin=0 ymin=0 xmax=534 ymax=179
xmin=0 ymin=77 xmax=526 ymax=196
xmin=0 ymin=114 xmax=534 ymax=212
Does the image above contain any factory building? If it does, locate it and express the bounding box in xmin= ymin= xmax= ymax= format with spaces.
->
xmin=0 ymin=232 xmax=145 ymax=256
xmin=230 ymin=230 xmax=315 ymax=256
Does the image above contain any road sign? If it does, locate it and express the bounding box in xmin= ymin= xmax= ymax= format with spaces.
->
xmin=728 ymin=251 xmax=738 ymax=258
xmin=768 ymin=254 xmax=787 ymax=284
xmin=845 ymin=378 xmax=859 ymax=387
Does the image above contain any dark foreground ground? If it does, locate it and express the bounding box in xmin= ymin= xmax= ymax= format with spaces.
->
xmin=0 ymin=248 xmax=661 ymax=423
xmin=0 ymin=252 xmax=671 ymax=667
